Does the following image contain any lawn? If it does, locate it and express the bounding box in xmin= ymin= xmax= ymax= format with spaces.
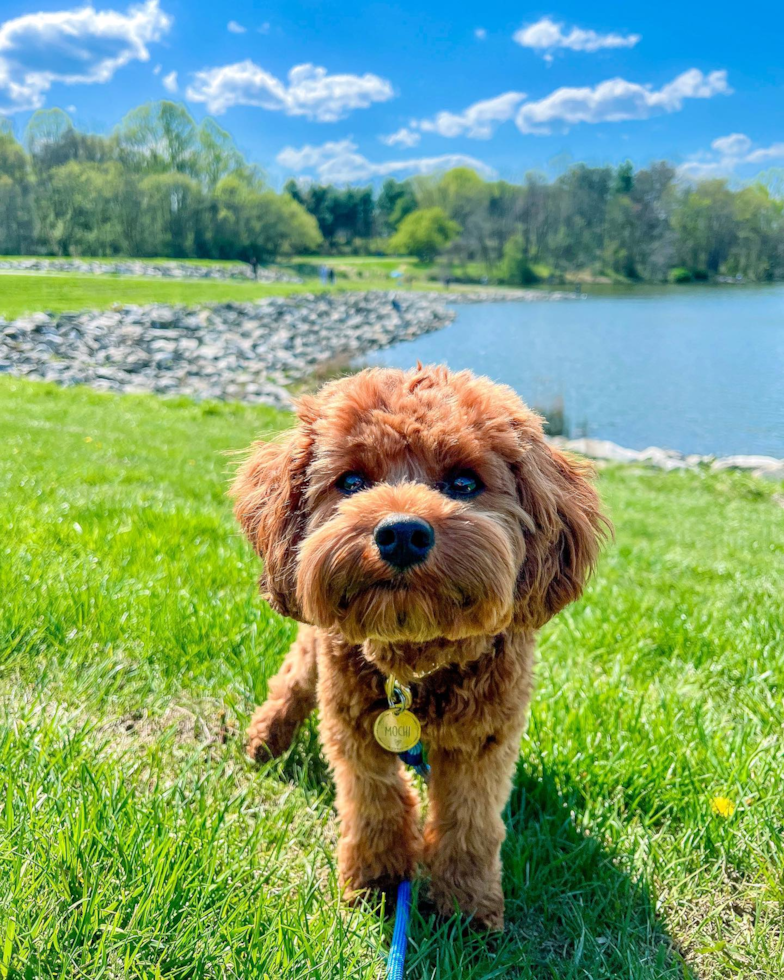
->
xmin=1 ymin=378 xmax=783 ymax=979
xmin=0 ymin=268 xmax=470 ymax=319
xmin=0 ymin=272 xmax=385 ymax=319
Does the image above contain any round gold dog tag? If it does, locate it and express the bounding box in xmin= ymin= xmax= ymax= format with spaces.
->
xmin=374 ymin=709 xmax=421 ymax=753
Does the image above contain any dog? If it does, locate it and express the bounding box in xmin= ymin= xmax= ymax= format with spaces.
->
xmin=231 ymin=364 xmax=608 ymax=930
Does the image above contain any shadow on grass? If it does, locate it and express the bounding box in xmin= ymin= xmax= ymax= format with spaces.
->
xmin=255 ymin=729 xmax=697 ymax=978
xmin=405 ymin=761 xmax=697 ymax=979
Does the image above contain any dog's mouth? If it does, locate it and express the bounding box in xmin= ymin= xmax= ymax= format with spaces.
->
xmin=333 ymin=574 xmax=484 ymax=643
xmin=337 ymin=576 xmax=413 ymax=612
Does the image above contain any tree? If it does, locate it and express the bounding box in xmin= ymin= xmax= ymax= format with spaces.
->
xmin=34 ymin=161 xmax=126 ymax=255
xmin=115 ymin=101 xmax=199 ymax=178
xmin=376 ymin=178 xmax=416 ymax=233
xmin=389 ymin=207 xmax=461 ymax=262
xmin=501 ymin=235 xmax=539 ymax=285
xmin=213 ymin=176 xmax=321 ymax=262
xmin=138 ymin=172 xmax=205 ymax=257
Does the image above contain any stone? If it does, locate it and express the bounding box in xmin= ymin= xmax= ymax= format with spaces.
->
xmin=711 ymin=455 xmax=783 ymax=473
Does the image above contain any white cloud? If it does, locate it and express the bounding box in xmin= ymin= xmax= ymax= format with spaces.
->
xmin=515 ymin=69 xmax=730 ymax=135
xmin=680 ymin=133 xmax=784 ymax=178
xmin=227 ymin=20 xmax=246 ymax=34
xmin=514 ymin=17 xmax=640 ymax=59
xmin=474 ymin=28 xmax=487 ymax=40
xmin=186 ymin=60 xmax=394 ymax=120
xmin=711 ymin=133 xmax=751 ymax=157
xmin=277 ymin=139 xmax=357 ymax=171
xmin=417 ymin=91 xmax=526 ymax=139
xmin=277 ymin=138 xmax=495 ymax=183
xmin=162 ymin=69 xmax=177 ymax=93
xmin=153 ymin=63 xmax=161 ymax=75
xmin=380 ymin=126 xmax=420 ymax=147
xmin=257 ymin=22 xmax=270 ymax=34
xmin=745 ymin=142 xmax=784 ymax=164
xmin=678 ymin=160 xmax=733 ymax=179
xmin=0 ymin=0 xmax=171 ymax=112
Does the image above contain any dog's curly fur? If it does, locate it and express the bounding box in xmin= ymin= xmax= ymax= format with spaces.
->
xmin=232 ymin=364 xmax=609 ymax=930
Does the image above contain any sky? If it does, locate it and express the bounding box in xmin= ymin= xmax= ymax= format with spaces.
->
xmin=1 ymin=0 xmax=783 ymax=187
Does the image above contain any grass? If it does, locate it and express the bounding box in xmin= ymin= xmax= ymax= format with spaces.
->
xmin=0 ymin=264 xmax=488 ymax=318
xmin=1 ymin=377 xmax=783 ymax=979
xmin=0 ymin=272 xmax=439 ymax=319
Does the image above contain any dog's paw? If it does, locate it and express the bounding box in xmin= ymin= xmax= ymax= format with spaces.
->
xmin=428 ymin=879 xmax=505 ymax=932
xmin=338 ymin=837 xmax=419 ymax=911
xmin=246 ymin=702 xmax=297 ymax=761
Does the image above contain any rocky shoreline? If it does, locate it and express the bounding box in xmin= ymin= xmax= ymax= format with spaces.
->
xmin=0 ymin=258 xmax=301 ymax=283
xmin=549 ymin=437 xmax=784 ymax=482
xmin=1 ymin=289 xmax=780 ymax=480
xmin=0 ymin=292 xmax=457 ymax=409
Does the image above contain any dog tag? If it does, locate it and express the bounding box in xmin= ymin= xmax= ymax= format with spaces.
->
xmin=374 ymin=709 xmax=421 ymax=753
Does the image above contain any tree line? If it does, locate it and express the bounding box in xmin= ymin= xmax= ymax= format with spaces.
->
xmin=1 ymin=100 xmax=783 ymax=283
xmin=0 ymin=102 xmax=322 ymax=262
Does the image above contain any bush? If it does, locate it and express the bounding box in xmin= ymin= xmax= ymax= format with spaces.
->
xmin=500 ymin=235 xmax=540 ymax=286
xmin=668 ymin=267 xmax=693 ymax=283
xmin=388 ymin=207 xmax=461 ymax=263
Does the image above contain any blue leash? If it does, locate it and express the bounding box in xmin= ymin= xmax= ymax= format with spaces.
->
xmin=386 ymin=880 xmax=412 ymax=980
xmin=385 ymin=743 xmax=429 ymax=979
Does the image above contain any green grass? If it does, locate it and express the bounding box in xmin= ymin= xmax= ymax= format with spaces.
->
xmin=0 ymin=272 xmax=428 ymax=319
xmin=0 ymin=264 xmax=489 ymax=318
xmin=1 ymin=377 xmax=783 ymax=979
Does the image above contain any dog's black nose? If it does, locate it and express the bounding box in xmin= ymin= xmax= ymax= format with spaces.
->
xmin=374 ymin=514 xmax=435 ymax=570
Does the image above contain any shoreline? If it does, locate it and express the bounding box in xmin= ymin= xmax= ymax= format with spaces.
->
xmin=1 ymin=290 xmax=781 ymax=479
xmin=548 ymin=436 xmax=784 ymax=481
xmin=0 ymin=289 xmax=581 ymax=409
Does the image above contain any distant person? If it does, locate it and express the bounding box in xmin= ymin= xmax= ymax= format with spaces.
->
xmin=250 ymin=256 xmax=259 ymax=279
xmin=319 ymin=264 xmax=328 ymax=286
xmin=328 ymin=267 xmax=336 ymax=285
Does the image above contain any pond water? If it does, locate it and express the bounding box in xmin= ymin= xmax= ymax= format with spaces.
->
xmin=360 ymin=284 xmax=784 ymax=457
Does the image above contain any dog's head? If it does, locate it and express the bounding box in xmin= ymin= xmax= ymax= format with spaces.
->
xmin=232 ymin=366 xmax=608 ymax=672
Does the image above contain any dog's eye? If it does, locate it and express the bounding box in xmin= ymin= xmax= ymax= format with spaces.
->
xmin=442 ymin=470 xmax=484 ymax=498
xmin=336 ymin=472 xmax=370 ymax=495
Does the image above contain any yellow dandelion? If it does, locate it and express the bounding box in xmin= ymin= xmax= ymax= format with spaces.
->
xmin=710 ymin=796 xmax=736 ymax=818
xmin=84 ymin=436 xmax=93 ymax=443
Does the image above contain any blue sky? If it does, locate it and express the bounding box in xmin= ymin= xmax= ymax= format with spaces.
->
xmin=1 ymin=0 xmax=782 ymax=186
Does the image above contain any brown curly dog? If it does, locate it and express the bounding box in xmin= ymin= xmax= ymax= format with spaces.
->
xmin=232 ymin=364 xmax=608 ymax=930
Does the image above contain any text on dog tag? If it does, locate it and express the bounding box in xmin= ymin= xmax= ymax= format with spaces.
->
xmin=373 ymin=709 xmax=421 ymax=753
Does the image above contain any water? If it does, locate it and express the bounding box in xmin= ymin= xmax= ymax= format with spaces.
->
xmin=360 ymin=285 xmax=784 ymax=457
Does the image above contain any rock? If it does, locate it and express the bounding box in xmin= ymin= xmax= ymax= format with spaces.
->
xmin=0 ymin=292 xmax=457 ymax=410
xmin=550 ymin=437 xmax=782 ymax=480
xmin=711 ymin=455 xmax=783 ymax=473
xmin=753 ymin=463 xmax=784 ymax=482
xmin=551 ymin=437 xmax=642 ymax=464
xmin=0 ymin=258 xmax=302 ymax=283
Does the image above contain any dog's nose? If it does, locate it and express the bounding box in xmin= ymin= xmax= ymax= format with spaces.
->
xmin=374 ymin=514 xmax=435 ymax=570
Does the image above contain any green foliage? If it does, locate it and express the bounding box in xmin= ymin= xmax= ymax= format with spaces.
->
xmin=669 ymin=266 xmax=694 ymax=283
xmin=286 ymin=180 xmax=376 ymax=248
xmin=1 ymin=102 xmax=316 ymax=263
xmin=2 ymin=102 xmax=784 ymax=281
xmin=214 ymin=175 xmax=322 ymax=261
xmin=501 ymin=234 xmax=540 ymax=285
xmin=1 ymin=377 xmax=783 ymax=977
xmin=389 ymin=206 xmax=461 ymax=262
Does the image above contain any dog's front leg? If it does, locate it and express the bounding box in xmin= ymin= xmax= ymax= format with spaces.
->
xmin=423 ymin=736 xmax=520 ymax=931
xmin=320 ymin=700 xmax=422 ymax=903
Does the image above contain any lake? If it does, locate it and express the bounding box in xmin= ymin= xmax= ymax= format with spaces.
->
xmin=361 ymin=284 xmax=784 ymax=458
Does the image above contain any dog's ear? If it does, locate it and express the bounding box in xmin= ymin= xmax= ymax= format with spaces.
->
xmin=231 ymin=409 xmax=316 ymax=620
xmin=512 ymin=434 xmax=609 ymax=630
